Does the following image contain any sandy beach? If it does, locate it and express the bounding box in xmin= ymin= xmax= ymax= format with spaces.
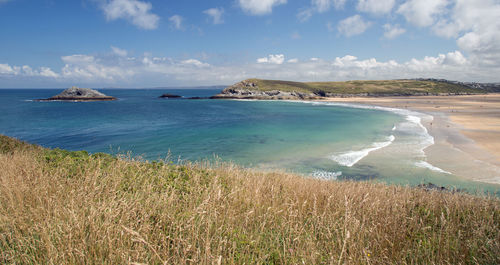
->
xmin=321 ymin=94 xmax=500 ymax=184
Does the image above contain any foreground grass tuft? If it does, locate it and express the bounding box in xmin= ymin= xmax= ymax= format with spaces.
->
xmin=1 ymin=136 xmax=499 ymax=264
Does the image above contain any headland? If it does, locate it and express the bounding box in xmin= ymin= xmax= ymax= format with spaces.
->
xmin=212 ymin=78 xmax=497 ymax=99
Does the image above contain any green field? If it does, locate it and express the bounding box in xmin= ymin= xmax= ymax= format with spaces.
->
xmin=238 ymin=79 xmax=487 ymax=95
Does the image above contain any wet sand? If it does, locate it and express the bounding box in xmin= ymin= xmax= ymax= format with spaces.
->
xmin=320 ymin=94 xmax=500 ymax=184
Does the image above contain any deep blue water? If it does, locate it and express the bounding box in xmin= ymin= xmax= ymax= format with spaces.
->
xmin=1 ymin=88 xmax=499 ymax=195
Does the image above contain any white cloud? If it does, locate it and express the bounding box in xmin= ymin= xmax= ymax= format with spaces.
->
xmin=181 ymin=59 xmax=210 ymax=67
xmin=397 ymin=0 xmax=448 ymax=27
xmin=383 ymin=24 xmax=406 ymax=39
xmin=169 ymin=15 xmax=183 ymax=30
xmin=298 ymin=0 xmax=346 ymax=22
xmin=22 ymin=65 xmax=33 ymax=75
xmin=312 ymin=0 xmax=331 ymax=12
xmin=357 ymin=0 xmax=395 ymax=15
xmin=312 ymin=0 xmax=347 ymax=12
xmin=332 ymin=55 xmax=358 ymax=67
xmin=287 ymin=58 xmax=299 ymax=63
xmin=405 ymin=51 xmax=468 ymax=73
xmin=432 ymin=19 xmax=460 ymax=38
xmin=238 ymin=0 xmax=287 ymax=15
xmin=442 ymin=0 xmax=500 ymax=66
xmin=337 ymin=15 xmax=372 ymax=37
xmin=101 ymin=0 xmax=159 ymax=30
xmin=0 ymin=63 xmax=58 ymax=78
xmin=111 ymin=46 xmax=128 ymax=57
xmin=443 ymin=50 xmax=467 ymax=65
xmin=396 ymin=0 xmax=500 ymax=67
xmin=39 ymin=67 xmax=59 ymax=78
xmin=0 ymin=63 xmax=19 ymax=75
xmin=61 ymin=55 xmax=95 ymax=64
xmin=257 ymin=54 xmax=285 ymax=64
xmin=203 ymin=7 xmax=224 ymax=25
xmin=297 ymin=9 xmax=313 ymax=22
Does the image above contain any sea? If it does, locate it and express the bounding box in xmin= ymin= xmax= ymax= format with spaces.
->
xmin=1 ymin=88 xmax=499 ymax=195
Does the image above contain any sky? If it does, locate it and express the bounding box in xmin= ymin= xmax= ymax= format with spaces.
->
xmin=0 ymin=0 xmax=499 ymax=88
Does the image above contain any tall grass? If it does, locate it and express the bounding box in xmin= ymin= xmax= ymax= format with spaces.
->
xmin=0 ymin=135 xmax=499 ymax=264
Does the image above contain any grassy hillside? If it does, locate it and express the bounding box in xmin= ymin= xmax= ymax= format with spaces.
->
xmin=242 ymin=79 xmax=486 ymax=95
xmin=1 ymin=135 xmax=499 ymax=264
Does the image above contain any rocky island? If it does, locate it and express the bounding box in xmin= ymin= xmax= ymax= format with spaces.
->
xmin=38 ymin=86 xmax=117 ymax=101
xmin=211 ymin=78 xmax=492 ymax=100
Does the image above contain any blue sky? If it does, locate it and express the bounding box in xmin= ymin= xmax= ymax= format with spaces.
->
xmin=0 ymin=0 xmax=499 ymax=88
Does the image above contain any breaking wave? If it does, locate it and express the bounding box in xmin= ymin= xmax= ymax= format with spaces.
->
xmin=311 ymin=170 xmax=342 ymax=180
xmin=329 ymin=135 xmax=395 ymax=167
xmin=415 ymin=161 xmax=452 ymax=174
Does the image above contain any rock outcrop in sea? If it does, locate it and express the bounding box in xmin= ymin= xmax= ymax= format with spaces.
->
xmin=40 ymin=87 xmax=117 ymax=101
xmin=210 ymin=80 xmax=320 ymax=100
xmin=159 ymin=93 xmax=182 ymax=98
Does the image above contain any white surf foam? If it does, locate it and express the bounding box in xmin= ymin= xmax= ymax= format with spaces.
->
xmin=329 ymin=135 xmax=395 ymax=167
xmin=292 ymin=100 xmax=435 ymax=158
xmin=233 ymin=99 xmax=258 ymax=102
xmin=415 ymin=161 xmax=452 ymax=174
xmin=311 ymin=170 xmax=342 ymax=180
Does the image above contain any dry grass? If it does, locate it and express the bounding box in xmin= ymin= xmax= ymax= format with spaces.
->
xmin=1 ymin=135 xmax=499 ymax=264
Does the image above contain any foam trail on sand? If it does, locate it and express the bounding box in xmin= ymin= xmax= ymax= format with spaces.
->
xmin=415 ymin=161 xmax=452 ymax=174
xmin=330 ymin=135 xmax=395 ymax=167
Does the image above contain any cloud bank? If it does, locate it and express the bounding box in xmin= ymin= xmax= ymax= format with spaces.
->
xmin=2 ymin=47 xmax=498 ymax=88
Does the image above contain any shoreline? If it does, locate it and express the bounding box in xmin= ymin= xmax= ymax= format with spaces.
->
xmin=318 ymin=94 xmax=500 ymax=184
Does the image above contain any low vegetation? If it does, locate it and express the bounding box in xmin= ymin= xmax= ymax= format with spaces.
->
xmin=243 ymin=79 xmax=486 ymax=95
xmin=1 ymin=135 xmax=499 ymax=264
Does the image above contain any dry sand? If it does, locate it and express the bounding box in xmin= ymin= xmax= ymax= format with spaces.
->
xmin=320 ymin=94 xmax=500 ymax=184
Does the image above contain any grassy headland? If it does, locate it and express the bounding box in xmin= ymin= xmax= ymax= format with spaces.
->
xmin=1 ymin=135 xmax=499 ymax=264
xmin=212 ymin=79 xmax=489 ymax=99
xmin=246 ymin=79 xmax=486 ymax=94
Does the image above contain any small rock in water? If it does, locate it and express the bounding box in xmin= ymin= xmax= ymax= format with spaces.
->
xmin=417 ymin=182 xmax=449 ymax=192
xmin=159 ymin=93 xmax=182 ymax=98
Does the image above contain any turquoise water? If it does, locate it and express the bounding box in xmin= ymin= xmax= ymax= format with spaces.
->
xmin=1 ymin=89 xmax=499 ymax=195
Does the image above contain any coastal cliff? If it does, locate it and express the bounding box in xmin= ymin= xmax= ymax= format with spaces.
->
xmin=212 ymin=79 xmax=489 ymax=100
xmin=39 ymin=86 xmax=117 ymax=101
